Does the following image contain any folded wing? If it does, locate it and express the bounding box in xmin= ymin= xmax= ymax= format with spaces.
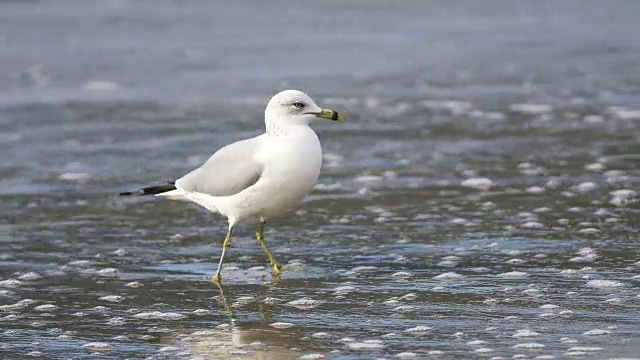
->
xmin=175 ymin=136 xmax=264 ymax=197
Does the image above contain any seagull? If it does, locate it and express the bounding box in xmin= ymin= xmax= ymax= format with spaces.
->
xmin=120 ymin=90 xmax=343 ymax=284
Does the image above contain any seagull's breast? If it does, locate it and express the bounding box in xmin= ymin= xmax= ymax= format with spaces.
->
xmin=248 ymin=127 xmax=323 ymax=218
xmin=264 ymin=128 xmax=322 ymax=191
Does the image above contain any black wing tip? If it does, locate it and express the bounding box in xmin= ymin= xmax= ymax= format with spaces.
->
xmin=119 ymin=182 xmax=177 ymax=196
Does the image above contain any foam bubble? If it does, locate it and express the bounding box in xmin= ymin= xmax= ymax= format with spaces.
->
xmin=405 ymin=326 xmax=433 ymax=334
xmin=513 ymin=343 xmax=546 ymax=349
xmin=461 ymin=178 xmax=494 ymax=191
xmin=539 ymin=304 xmax=559 ymax=310
xmin=392 ymin=271 xmax=414 ymax=279
xmin=286 ymin=298 xmax=324 ymax=310
xmin=399 ymin=293 xmax=418 ymax=301
xmin=437 ymin=260 xmax=458 ymax=267
xmin=393 ymin=305 xmax=417 ymax=313
xmin=442 ymin=256 xmax=461 ymax=261
xmin=338 ymin=337 xmax=355 ymax=343
xmin=396 ymin=352 xmax=418 ymax=358
xmin=354 ymin=175 xmax=384 ymax=183
xmin=582 ymin=329 xmax=610 ymax=336
xmin=300 ymin=354 xmax=325 ymax=360
xmin=606 ymin=106 xmax=640 ymax=120
xmin=433 ymin=272 xmax=463 ymax=280
xmin=269 ymin=322 xmax=296 ymax=329
xmin=312 ymin=332 xmax=331 ymax=339
xmin=567 ymin=347 xmax=603 ymax=352
xmin=584 ymin=163 xmax=605 ymax=172
xmin=191 ymin=330 xmax=217 ymax=336
xmin=192 ymin=309 xmax=212 ymax=315
xmin=34 ymin=304 xmax=58 ymax=312
xmin=99 ymin=295 xmax=123 ymax=303
xmin=58 ymin=172 xmax=93 ymax=182
xmin=467 ymin=340 xmax=487 ymax=345
xmin=498 ymin=271 xmax=529 ymax=278
xmin=522 ymin=222 xmax=544 ymax=229
xmin=347 ymin=339 xmax=386 ymax=350
xmin=158 ymin=346 xmax=179 ymax=353
xmin=610 ymin=189 xmax=636 ymax=206
xmin=565 ymin=351 xmax=586 ymax=356
xmin=583 ymin=115 xmax=603 ymax=123
xmin=111 ymin=249 xmax=127 ymax=256
xmin=420 ymin=100 xmax=473 ymax=114
xmin=84 ymin=80 xmax=122 ymax=92
xmin=132 ymin=311 xmax=186 ymax=320
xmin=513 ymin=330 xmax=540 ymax=338
xmin=0 ymin=279 xmax=23 ymax=288
xmin=17 ymin=272 xmax=42 ymax=281
xmin=527 ymin=186 xmax=545 ymax=194
xmin=575 ymin=182 xmax=597 ymax=192
xmin=560 ymin=337 xmax=578 ymax=343
xmin=106 ymin=317 xmax=125 ymax=326
xmin=0 ymin=299 xmax=36 ymax=311
xmin=509 ymin=103 xmax=553 ymax=115
xmin=333 ymin=286 xmax=357 ymax=295
xmin=384 ymin=298 xmax=401 ymax=306
xmin=82 ymin=342 xmax=113 ymax=351
xmin=577 ymin=228 xmax=599 ymax=234
xmin=262 ymin=297 xmax=279 ymax=305
xmin=586 ymin=280 xmax=626 ymax=288
xmin=97 ymin=268 xmax=118 ymax=275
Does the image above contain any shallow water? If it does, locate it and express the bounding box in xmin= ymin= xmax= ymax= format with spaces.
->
xmin=2 ymin=1 xmax=640 ymax=359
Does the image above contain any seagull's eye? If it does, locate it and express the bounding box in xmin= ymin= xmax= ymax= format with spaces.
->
xmin=292 ymin=102 xmax=304 ymax=109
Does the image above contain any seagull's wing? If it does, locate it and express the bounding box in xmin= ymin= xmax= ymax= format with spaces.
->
xmin=175 ymin=136 xmax=264 ymax=197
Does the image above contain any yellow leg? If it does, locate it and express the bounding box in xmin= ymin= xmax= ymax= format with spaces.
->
xmin=213 ymin=225 xmax=233 ymax=285
xmin=256 ymin=220 xmax=282 ymax=277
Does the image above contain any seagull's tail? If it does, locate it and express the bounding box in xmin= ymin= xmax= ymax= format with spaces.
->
xmin=120 ymin=182 xmax=177 ymax=196
xmin=120 ymin=182 xmax=217 ymax=212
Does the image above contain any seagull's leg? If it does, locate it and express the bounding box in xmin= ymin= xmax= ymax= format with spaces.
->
xmin=255 ymin=219 xmax=282 ymax=277
xmin=213 ymin=223 xmax=234 ymax=285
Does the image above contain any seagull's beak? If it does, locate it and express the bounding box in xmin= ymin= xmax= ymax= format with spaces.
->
xmin=312 ymin=108 xmax=344 ymax=122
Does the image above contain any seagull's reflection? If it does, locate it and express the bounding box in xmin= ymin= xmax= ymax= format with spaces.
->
xmin=182 ymin=284 xmax=304 ymax=360
xmin=186 ymin=325 xmax=303 ymax=360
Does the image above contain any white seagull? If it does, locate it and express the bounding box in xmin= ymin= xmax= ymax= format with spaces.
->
xmin=121 ymin=90 xmax=343 ymax=284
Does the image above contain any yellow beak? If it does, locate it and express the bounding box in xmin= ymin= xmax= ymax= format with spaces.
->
xmin=313 ymin=108 xmax=344 ymax=122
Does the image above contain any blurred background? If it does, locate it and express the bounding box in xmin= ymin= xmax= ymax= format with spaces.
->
xmin=1 ymin=1 xmax=639 ymax=359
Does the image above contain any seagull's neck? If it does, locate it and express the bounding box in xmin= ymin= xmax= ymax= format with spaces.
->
xmin=265 ymin=123 xmax=313 ymax=138
xmin=265 ymin=123 xmax=288 ymax=137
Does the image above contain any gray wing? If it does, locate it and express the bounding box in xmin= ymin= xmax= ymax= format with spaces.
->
xmin=175 ymin=136 xmax=264 ymax=197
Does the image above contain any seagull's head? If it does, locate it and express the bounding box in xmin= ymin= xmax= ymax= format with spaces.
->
xmin=265 ymin=90 xmax=343 ymax=130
